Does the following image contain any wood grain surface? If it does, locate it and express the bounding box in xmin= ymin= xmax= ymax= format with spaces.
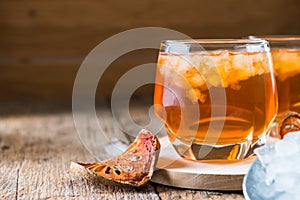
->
xmin=0 ymin=101 xmax=245 ymax=199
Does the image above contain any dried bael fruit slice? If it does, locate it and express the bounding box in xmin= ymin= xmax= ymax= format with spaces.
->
xmin=279 ymin=112 xmax=300 ymax=139
xmin=70 ymin=129 xmax=160 ymax=187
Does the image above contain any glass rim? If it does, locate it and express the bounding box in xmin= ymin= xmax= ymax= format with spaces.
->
xmin=249 ymin=35 xmax=300 ymax=41
xmin=162 ymin=38 xmax=268 ymax=45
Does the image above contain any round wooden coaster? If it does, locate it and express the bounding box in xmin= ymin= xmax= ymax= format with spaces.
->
xmin=151 ymin=137 xmax=254 ymax=191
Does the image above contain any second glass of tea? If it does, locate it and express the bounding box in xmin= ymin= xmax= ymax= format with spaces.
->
xmin=154 ymin=39 xmax=277 ymax=160
xmin=259 ymin=36 xmax=300 ymax=117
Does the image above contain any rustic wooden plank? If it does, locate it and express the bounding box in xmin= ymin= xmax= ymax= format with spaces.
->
xmin=0 ymin=0 xmax=299 ymax=99
xmin=0 ymin=49 xmax=157 ymax=99
xmin=155 ymin=185 xmax=244 ymax=200
xmin=0 ymin=106 xmax=160 ymax=199
xmin=0 ymin=64 xmax=79 ymax=99
xmin=0 ymin=0 xmax=299 ymax=57
xmin=0 ymin=132 xmax=20 ymax=199
xmin=0 ymin=27 xmax=116 ymax=57
xmin=0 ymin=102 xmax=245 ymax=199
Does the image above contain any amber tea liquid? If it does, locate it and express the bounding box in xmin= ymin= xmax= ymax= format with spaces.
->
xmin=154 ymin=51 xmax=277 ymax=160
xmin=272 ymin=49 xmax=300 ymax=116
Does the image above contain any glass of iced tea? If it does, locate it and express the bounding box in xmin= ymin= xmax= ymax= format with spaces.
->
xmin=252 ymin=36 xmax=300 ymax=117
xmin=154 ymin=39 xmax=277 ymax=160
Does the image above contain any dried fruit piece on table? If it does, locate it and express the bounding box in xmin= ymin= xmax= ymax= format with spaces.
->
xmin=70 ymin=129 xmax=160 ymax=187
xmin=279 ymin=112 xmax=300 ymax=139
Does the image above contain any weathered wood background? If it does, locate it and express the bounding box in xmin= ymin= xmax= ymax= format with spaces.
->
xmin=1 ymin=0 xmax=300 ymax=99
xmin=1 ymin=1 xmax=298 ymax=198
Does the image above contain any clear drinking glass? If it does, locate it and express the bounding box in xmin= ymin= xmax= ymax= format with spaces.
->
xmin=250 ymin=36 xmax=300 ymax=118
xmin=154 ymin=39 xmax=277 ymax=160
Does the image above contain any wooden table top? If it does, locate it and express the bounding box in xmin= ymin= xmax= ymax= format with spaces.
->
xmin=0 ymin=101 xmax=244 ymax=199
